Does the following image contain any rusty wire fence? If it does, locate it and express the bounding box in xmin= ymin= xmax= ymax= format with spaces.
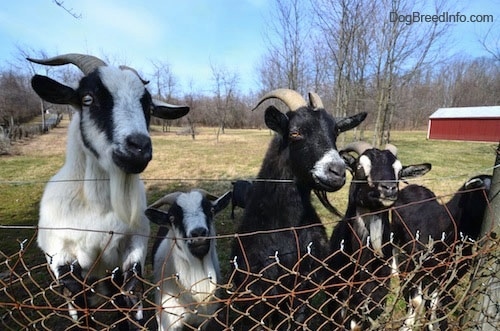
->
xmin=0 ymin=210 xmax=498 ymax=330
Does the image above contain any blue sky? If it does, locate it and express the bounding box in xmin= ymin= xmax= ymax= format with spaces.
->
xmin=0 ymin=0 xmax=498 ymax=96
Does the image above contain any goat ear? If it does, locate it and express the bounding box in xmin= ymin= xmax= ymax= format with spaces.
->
xmin=145 ymin=208 xmax=172 ymax=226
xmin=340 ymin=151 xmax=356 ymax=174
xmin=152 ymin=99 xmax=190 ymax=120
xmin=212 ymin=191 xmax=232 ymax=215
xmin=337 ymin=112 xmax=367 ymax=133
xmin=265 ymin=106 xmax=289 ymax=136
xmin=400 ymin=163 xmax=432 ymax=179
xmin=31 ymin=75 xmax=79 ymax=106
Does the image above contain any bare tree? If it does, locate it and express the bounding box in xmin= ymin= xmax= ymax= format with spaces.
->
xmin=259 ymin=0 xmax=313 ymax=95
xmin=150 ymin=60 xmax=179 ymax=132
xmin=210 ymin=61 xmax=239 ymax=141
xmin=52 ymin=0 xmax=82 ymax=19
xmin=479 ymin=23 xmax=500 ymax=62
xmin=366 ymin=0 xmax=452 ymax=146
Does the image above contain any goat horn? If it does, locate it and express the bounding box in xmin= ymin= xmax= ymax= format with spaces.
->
xmin=149 ymin=192 xmax=182 ymax=209
xmin=342 ymin=141 xmax=374 ymax=155
xmin=193 ymin=189 xmax=218 ymax=201
xmin=385 ymin=144 xmax=398 ymax=156
xmin=308 ymin=92 xmax=324 ymax=110
xmin=252 ymin=88 xmax=307 ymax=112
xmin=119 ymin=65 xmax=150 ymax=84
xmin=27 ymin=53 xmax=107 ymax=75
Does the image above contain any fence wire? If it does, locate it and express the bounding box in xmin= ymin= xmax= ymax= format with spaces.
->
xmin=0 ymin=180 xmax=498 ymax=330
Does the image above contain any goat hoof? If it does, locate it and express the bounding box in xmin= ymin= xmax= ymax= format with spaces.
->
xmin=57 ymin=263 xmax=83 ymax=294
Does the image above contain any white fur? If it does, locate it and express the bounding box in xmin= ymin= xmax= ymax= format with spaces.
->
xmin=392 ymin=159 xmax=402 ymax=179
xmin=153 ymin=192 xmax=220 ymax=331
xmin=359 ymin=155 xmax=372 ymax=185
xmin=37 ymin=67 xmax=150 ymax=297
xmin=312 ymin=149 xmax=344 ymax=181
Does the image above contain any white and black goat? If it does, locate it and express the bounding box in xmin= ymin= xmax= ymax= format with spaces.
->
xmin=145 ymin=190 xmax=231 ymax=331
xmin=327 ymin=142 xmax=431 ymax=330
xmin=29 ymin=53 xmax=189 ymax=329
xmin=391 ymin=174 xmax=491 ymax=330
xmin=228 ymin=89 xmax=367 ymax=330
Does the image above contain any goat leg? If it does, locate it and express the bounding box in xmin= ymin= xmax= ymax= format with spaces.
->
xmin=120 ymin=263 xmax=145 ymax=329
xmin=57 ymin=262 xmax=92 ymax=327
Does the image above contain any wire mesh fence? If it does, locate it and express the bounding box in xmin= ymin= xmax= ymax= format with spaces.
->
xmin=0 ymin=196 xmax=498 ymax=331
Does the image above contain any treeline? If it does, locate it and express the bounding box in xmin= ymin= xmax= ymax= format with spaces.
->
xmin=0 ymin=0 xmax=499 ymax=147
xmin=1 ymin=55 xmax=497 ymax=134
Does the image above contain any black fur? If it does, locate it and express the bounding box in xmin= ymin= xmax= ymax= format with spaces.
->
xmin=230 ymin=180 xmax=252 ymax=219
xmin=391 ymin=175 xmax=491 ymax=330
xmin=228 ymin=103 xmax=366 ymax=330
xmin=327 ymin=147 xmax=431 ymax=329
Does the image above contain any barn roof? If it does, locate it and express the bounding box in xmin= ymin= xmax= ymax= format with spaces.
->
xmin=429 ymin=106 xmax=500 ymax=119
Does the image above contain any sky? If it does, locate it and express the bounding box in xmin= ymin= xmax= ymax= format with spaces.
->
xmin=0 ymin=0 xmax=498 ymax=96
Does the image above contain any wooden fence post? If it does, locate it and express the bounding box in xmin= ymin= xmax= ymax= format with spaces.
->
xmin=464 ymin=143 xmax=500 ymax=330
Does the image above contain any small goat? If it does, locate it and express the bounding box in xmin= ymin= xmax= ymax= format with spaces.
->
xmin=391 ymin=175 xmax=491 ymax=330
xmin=228 ymin=89 xmax=367 ymax=330
xmin=146 ymin=190 xmax=231 ymax=331
xmin=327 ymin=141 xmax=431 ymax=330
xmin=230 ymin=180 xmax=253 ymax=219
xmin=29 ymin=53 xmax=189 ymax=329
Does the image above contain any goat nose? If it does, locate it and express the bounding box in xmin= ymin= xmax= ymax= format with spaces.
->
xmin=190 ymin=227 xmax=209 ymax=238
xmin=379 ymin=182 xmax=398 ymax=197
xmin=126 ymin=134 xmax=152 ymax=159
xmin=328 ymin=162 xmax=346 ymax=178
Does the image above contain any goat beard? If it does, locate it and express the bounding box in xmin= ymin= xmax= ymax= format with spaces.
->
xmin=314 ymin=190 xmax=344 ymax=218
xmin=110 ymin=171 xmax=145 ymax=226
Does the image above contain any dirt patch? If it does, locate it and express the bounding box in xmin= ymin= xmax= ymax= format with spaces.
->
xmin=10 ymin=118 xmax=69 ymax=157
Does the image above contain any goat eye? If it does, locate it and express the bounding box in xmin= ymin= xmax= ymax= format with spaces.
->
xmin=169 ymin=216 xmax=175 ymax=223
xmin=82 ymin=94 xmax=93 ymax=106
xmin=289 ymin=131 xmax=302 ymax=140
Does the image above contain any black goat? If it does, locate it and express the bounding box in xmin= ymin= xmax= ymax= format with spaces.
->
xmin=327 ymin=142 xmax=431 ymax=330
xmin=391 ymin=175 xmax=491 ymax=330
xmin=230 ymin=180 xmax=253 ymax=219
xmin=225 ymin=89 xmax=367 ymax=330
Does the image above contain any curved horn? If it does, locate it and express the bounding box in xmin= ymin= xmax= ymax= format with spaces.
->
xmin=119 ymin=65 xmax=149 ymax=84
xmin=384 ymin=144 xmax=398 ymax=156
xmin=252 ymin=88 xmax=307 ymax=112
xmin=308 ymin=91 xmax=324 ymax=110
xmin=193 ymin=188 xmax=218 ymax=201
xmin=342 ymin=141 xmax=374 ymax=155
xmin=27 ymin=53 xmax=106 ymax=75
xmin=148 ymin=192 xmax=182 ymax=209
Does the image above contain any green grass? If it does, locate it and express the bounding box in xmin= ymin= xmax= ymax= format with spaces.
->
xmin=0 ymin=124 xmax=496 ymax=253
xmin=0 ymin=122 xmax=496 ymax=329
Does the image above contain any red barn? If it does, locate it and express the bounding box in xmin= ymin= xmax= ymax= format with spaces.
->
xmin=427 ymin=106 xmax=500 ymax=142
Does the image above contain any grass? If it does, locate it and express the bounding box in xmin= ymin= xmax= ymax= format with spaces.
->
xmin=0 ymin=119 xmax=496 ymax=254
xmin=0 ymin=118 xmax=496 ymax=329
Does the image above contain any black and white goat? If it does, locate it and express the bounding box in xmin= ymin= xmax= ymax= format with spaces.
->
xmin=230 ymin=180 xmax=253 ymax=219
xmin=145 ymin=189 xmax=231 ymax=331
xmin=228 ymin=89 xmax=367 ymax=330
xmin=29 ymin=53 xmax=189 ymax=329
xmin=391 ymin=174 xmax=491 ymax=330
xmin=327 ymin=142 xmax=431 ymax=330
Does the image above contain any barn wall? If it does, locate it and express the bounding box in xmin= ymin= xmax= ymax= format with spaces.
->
xmin=428 ymin=118 xmax=500 ymax=142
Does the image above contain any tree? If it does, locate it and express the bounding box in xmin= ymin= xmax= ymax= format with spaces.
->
xmin=259 ymin=0 xmax=313 ymax=95
xmin=368 ymin=0 xmax=451 ymax=146
xmin=210 ymin=61 xmax=239 ymax=141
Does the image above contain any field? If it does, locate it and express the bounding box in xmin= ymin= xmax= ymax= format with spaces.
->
xmin=0 ymin=117 xmax=497 ymax=329
xmin=0 ymin=118 xmax=496 ymax=261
